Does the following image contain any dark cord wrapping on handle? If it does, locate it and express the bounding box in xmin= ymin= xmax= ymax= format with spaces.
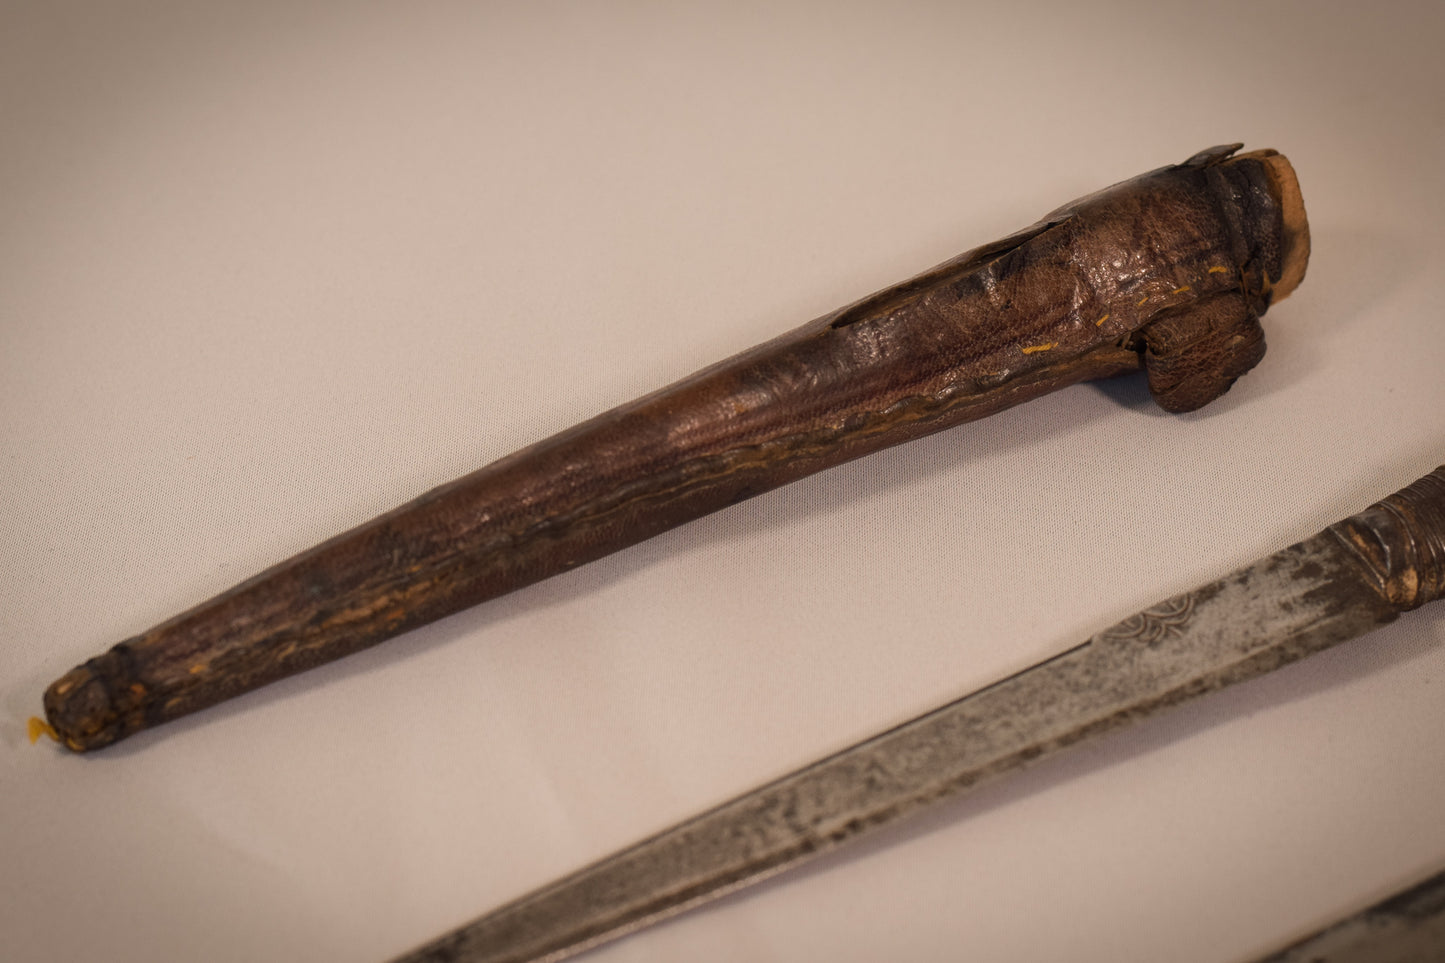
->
xmin=1329 ymin=466 xmax=1445 ymax=612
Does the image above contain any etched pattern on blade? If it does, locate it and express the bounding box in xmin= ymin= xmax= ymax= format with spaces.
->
xmin=1096 ymin=595 xmax=1196 ymax=646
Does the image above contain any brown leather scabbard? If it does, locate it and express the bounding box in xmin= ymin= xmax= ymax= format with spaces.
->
xmin=44 ymin=144 xmax=1309 ymax=751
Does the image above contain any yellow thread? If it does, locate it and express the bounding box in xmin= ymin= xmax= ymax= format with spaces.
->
xmin=27 ymin=717 xmax=58 ymax=745
xmin=1021 ymin=342 xmax=1057 ymax=355
xmin=1208 ymin=265 xmax=1229 ymax=274
xmin=189 ymin=664 xmax=206 ymax=675
xmin=1095 ymin=313 xmax=1110 ymax=327
xmin=1171 ymin=285 xmax=1191 ymax=295
xmin=1136 ymin=296 xmax=1149 ymax=306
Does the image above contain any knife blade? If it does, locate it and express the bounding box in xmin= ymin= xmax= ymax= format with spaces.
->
xmin=392 ymin=464 xmax=1445 ymax=963
xmin=1251 ymin=866 xmax=1445 ymax=962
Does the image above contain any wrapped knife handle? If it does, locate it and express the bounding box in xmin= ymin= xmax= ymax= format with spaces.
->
xmin=42 ymin=144 xmax=1310 ymax=751
xmin=1330 ymin=466 xmax=1445 ymax=612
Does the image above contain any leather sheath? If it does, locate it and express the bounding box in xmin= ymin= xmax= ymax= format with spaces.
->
xmin=44 ymin=144 xmax=1310 ymax=751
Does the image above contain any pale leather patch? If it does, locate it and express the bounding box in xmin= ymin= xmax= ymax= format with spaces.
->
xmin=1240 ymin=149 xmax=1311 ymax=302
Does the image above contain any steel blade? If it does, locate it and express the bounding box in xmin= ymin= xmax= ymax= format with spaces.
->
xmin=393 ymin=466 xmax=1444 ymax=963
xmin=1251 ymin=866 xmax=1445 ymax=962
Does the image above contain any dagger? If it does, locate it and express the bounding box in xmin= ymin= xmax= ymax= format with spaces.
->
xmin=392 ymin=464 xmax=1445 ymax=963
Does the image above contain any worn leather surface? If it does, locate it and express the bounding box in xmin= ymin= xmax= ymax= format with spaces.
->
xmin=1142 ymin=291 xmax=1267 ymax=413
xmin=45 ymin=146 xmax=1309 ymax=750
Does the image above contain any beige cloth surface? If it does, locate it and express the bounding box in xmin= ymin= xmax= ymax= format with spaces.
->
xmin=3 ymin=3 xmax=1443 ymax=961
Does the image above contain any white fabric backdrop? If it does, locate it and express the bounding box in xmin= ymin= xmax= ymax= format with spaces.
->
xmin=3 ymin=3 xmax=1443 ymax=961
